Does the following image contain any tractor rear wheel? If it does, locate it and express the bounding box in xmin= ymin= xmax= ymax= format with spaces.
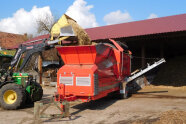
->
xmin=26 ymin=82 xmax=43 ymax=103
xmin=0 ymin=83 xmax=26 ymax=110
xmin=32 ymin=82 xmax=43 ymax=102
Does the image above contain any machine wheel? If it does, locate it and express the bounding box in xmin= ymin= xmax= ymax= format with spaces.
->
xmin=0 ymin=83 xmax=26 ymax=110
xmin=120 ymin=84 xmax=130 ymax=99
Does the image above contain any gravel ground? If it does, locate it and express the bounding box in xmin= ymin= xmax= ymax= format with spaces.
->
xmin=0 ymin=85 xmax=186 ymax=124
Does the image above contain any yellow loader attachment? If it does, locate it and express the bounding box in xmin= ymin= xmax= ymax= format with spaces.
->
xmin=51 ymin=14 xmax=76 ymax=41
xmin=50 ymin=14 xmax=91 ymax=45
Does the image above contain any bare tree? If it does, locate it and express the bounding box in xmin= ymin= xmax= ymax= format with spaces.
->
xmin=35 ymin=13 xmax=60 ymax=61
xmin=37 ymin=13 xmax=56 ymax=34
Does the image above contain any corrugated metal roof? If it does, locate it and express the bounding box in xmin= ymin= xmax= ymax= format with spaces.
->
xmin=10 ymin=14 xmax=186 ymax=49
xmin=85 ymin=14 xmax=186 ymax=41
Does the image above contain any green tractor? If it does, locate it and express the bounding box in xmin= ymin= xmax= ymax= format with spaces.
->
xmin=0 ymin=50 xmax=43 ymax=110
xmin=0 ymin=72 xmax=43 ymax=110
xmin=0 ymin=14 xmax=78 ymax=110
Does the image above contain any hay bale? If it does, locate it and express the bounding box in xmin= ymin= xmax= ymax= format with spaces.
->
xmin=67 ymin=19 xmax=91 ymax=45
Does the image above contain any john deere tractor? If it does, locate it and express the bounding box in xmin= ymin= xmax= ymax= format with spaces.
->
xmin=0 ymin=51 xmax=43 ymax=110
xmin=0 ymin=14 xmax=80 ymax=110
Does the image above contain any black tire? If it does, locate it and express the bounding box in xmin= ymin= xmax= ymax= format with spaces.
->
xmin=31 ymin=82 xmax=43 ymax=102
xmin=0 ymin=83 xmax=26 ymax=110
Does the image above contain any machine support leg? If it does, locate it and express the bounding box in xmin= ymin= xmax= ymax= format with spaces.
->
xmin=34 ymin=102 xmax=42 ymax=123
xmin=120 ymin=81 xmax=128 ymax=99
xmin=64 ymin=101 xmax=70 ymax=117
xmin=33 ymin=98 xmax=70 ymax=121
xmin=60 ymin=103 xmax=64 ymax=114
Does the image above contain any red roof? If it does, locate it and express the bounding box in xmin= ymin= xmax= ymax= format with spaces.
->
xmin=0 ymin=32 xmax=27 ymax=49
xmin=10 ymin=14 xmax=186 ymax=49
xmin=23 ymin=34 xmax=50 ymax=44
xmin=11 ymin=34 xmax=76 ymax=49
xmin=11 ymin=34 xmax=50 ymax=49
xmin=85 ymin=14 xmax=186 ymax=41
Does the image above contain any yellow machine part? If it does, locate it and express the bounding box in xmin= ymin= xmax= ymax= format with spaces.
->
xmin=50 ymin=14 xmax=91 ymax=45
xmin=50 ymin=14 xmax=76 ymax=41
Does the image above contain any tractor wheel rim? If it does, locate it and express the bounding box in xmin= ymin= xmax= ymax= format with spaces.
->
xmin=3 ymin=90 xmax=17 ymax=104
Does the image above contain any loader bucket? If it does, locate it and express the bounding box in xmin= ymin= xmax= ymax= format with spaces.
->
xmin=50 ymin=14 xmax=76 ymax=40
xmin=50 ymin=14 xmax=91 ymax=45
xmin=60 ymin=25 xmax=75 ymax=37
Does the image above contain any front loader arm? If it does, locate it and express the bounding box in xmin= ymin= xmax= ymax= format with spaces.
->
xmin=1 ymin=14 xmax=77 ymax=83
xmin=10 ymin=39 xmax=48 ymax=72
xmin=18 ymin=42 xmax=49 ymax=71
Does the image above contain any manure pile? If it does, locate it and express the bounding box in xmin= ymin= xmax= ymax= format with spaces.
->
xmin=153 ymin=55 xmax=186 ymax=86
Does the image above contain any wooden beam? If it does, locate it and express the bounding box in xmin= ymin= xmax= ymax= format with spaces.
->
xmin=160 ymin=44 xmax=164 ymax=58
xmin=141 ymin=44 xmax=145 ymax=67
xmin=38 ymin=54 xmax=43 ymax=84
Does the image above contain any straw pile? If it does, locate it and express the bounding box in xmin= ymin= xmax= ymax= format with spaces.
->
xmin=132 ymin=110 xmax=186 ymax=124
xmin=42 ymin=48 xmax=59 ymax=61
xmin=153 ymin=55 xmax=186 ymax=86
xmin=155 ymin=110 xmax=186 ymax=124
xmin=67 ymin=19 xmax=91 ymax=45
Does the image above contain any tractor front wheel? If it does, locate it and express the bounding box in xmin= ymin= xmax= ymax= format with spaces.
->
xmin=0 ymin=83 xmax=26 ymax=110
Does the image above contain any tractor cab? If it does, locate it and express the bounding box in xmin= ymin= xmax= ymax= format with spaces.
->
xmin=0 ymin=54 xmax=13 ymax=69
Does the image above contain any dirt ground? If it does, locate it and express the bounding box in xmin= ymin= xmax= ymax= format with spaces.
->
xmin=0 ymin=85 xmax=186 ymax=124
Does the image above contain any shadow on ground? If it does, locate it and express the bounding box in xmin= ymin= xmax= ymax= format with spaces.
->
xmin=71 ymin=94 xmax=119 ymax=115
xmin=42 ymin=93 xmax=119 ymax=123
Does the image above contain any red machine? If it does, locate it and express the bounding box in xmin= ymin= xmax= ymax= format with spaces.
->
xmin=55 ymin=39 xmax=131 ymax=103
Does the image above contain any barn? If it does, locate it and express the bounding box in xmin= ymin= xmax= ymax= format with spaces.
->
xmin=4 ymin=14 xmax=186 ymax=86
xmin=85 ymin=14 xmax=186 ymax=86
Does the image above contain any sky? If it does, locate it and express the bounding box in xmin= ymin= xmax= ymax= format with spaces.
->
xmin=0 ymin=0 xmax=186 ymax=35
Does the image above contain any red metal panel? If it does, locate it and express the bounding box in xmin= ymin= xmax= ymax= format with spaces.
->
xmin=57 ymin=47 xmax=80 ymax=64
xmin=123 ymin=53 xmax=131 ymax=76
xmin=76 ymin=46 xmax=96 ymax=64
xmin=56 ymin=39 xmax=131 ymax=102
xmin=57 ymin=65 xmax=96 ymax=96
xmin=56 ymin=46 xmax=96 ymax=64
